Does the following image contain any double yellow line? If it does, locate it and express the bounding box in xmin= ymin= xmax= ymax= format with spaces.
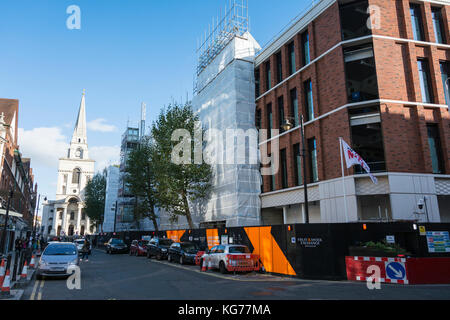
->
xmin=29 ymin=279 xmax=45 ymax=300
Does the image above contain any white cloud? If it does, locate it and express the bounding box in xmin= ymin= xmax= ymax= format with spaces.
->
xmin=87 ymin=118 xmax=117 ymax=132
xmin=89 ymin=145 xmax=120 ymax=172
xmin=18 ymin=127 xmax=69 ymax=168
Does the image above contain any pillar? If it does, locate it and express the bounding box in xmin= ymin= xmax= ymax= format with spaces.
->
xmin=61 ymin=206 xmax=67 ymax=235
xmin=76 ymin=206 xmax=82 ymax=235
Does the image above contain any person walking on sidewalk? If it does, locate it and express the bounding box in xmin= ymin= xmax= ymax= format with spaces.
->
xmin=80 ymin=239 xmax=90 ymax=262
xmin=15 ymin=238 xmax=22 ymax=252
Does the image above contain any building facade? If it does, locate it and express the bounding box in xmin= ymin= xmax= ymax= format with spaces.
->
xmin=0 ymin=99 xmax=38 ymax=247
xmin=42 ymin=91 xmax=96 ymax=237
xmin=255 ymin=0 xmax=450 ymax=224
xmin=102 ymin=165 xmax=120 ymax=233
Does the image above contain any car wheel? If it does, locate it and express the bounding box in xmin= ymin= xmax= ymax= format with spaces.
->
xmin=179 ymin=255 xmax=184 ymax=265
xmin=156 ymin=253 xmax=162 ymax=260
xmin=36 ymin=274 xmax=42 ymax=280
xmin=129 ymin=249 xmax=132 ymax=256
xmin=199 ymin=259 xmax=204 ymax=270
xmin=168 ymin=254 xmax=172 ymax=262
xmin=219 ymin=261 xmax=228 ymax=274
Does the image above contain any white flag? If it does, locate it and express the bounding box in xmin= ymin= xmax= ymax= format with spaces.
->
xmin=341 ymin=139 xmax=378 ymax=185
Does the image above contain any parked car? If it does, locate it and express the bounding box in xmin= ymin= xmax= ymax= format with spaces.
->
xmin=129 ymin=240 xmax=149 ymax=256
xmin=36 ymin=242 xmax=79 ymax=280
xmin=73 ymin=238 xmax=92 ymax=255
xmin=105 ymin=238 xmax=128 ymax=254
xmin=167 ymin=242 xmax=202 ymax=265
xmin=199 ymin=244 xmax=260 ymax=274
xmin=146 ymin=238 xmax=173 ymax=260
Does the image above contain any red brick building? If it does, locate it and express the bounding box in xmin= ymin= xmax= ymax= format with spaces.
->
xmin=0 ymin=98 xmax=38 ymax=245
xmin=255 ymin=0 xmax=450 ymax=224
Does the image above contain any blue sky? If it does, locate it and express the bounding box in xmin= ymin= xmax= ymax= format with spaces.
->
xmin=0 ymin=0 xmax=312 ymax=204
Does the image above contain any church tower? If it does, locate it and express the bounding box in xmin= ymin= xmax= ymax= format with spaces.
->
xmin=47 ymin=90 xmax=96 ymax=237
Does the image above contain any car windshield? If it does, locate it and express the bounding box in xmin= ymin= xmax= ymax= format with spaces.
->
xmin=228 ymin=246 xmax=250 ymax=254
xmin=181 ymin=243 xmax=199 ymax=252
xmin=44 ymin=244 xmax=77 ymax=256
xmin=111 ymin=239 xmax=124 ymax=244
xmin=159 ymin=240 xmax=172 ymax=246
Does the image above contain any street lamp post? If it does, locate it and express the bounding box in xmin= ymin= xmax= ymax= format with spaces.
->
xmin=32 ymin=195 xmax=47 ymax=239
xmin=282 ymin=115 xmax=309 ymax=223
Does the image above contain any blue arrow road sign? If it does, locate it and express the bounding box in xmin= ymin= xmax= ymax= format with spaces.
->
xmin=385 ymin=262 xmax=406 ymax=280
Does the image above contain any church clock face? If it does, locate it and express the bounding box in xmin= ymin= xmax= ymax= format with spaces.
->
xmin=75 ymin=149 xmax=82 ymax=158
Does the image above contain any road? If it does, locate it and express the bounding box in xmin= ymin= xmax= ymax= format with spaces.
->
xmin=23 ymin=248 xmax=450 ymax=300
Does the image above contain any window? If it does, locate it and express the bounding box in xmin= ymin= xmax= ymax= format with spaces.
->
xmin=293 ymin=143 xmax=302 ymax=186
xmin=276 ymin=51 xmax=283 ymax=83
xmin=278 ymin=96 xmax=285 ymax=132
xmin=440 ymin=61 xmax=449 ymax=104
xmin=417 ymin=59 xmax=434 ymax=103
xmin=59 ymin=212 xmax=63 ymax=219
xmin=288 ymin=42 xmax=296 ymax=75
xmin=62 ymin=186 xmax=66 ymax=195
xmin=339 ymin=0 xmax=371 ymax=40
xmin=82 ymin=212 xmax=86 ymax=220
xmin=267 ymin=103 xmax=273 ymax=138
xmin=280 ymin=149 xmax=288 ymax=189
xmin=308 ymin=138 xmax=318 ymax=183
xmin=72 ymin=168 xmax=81 ymax=184
xmin=70 ymin=212 xmax=74 ymax=220
xmin=410 ymin=3 xmax=425 ymax=41
xmin=427 ymin=124 xmax=445 ymax=174
xmin=344 ymin=44 xmax=379 ymax=103
xmin=432 ymin=7 xmax=446 ymax=44
xmin=265 ymin=61 xmax=271 ymax=91
xmin=349 ymin=106 xmax=386 ymax=173
xmin=290 ymin=88 xmax=299 ymax=127
xmin=255 ymin=109 xmax=262 ymax=130
xmin=304 ymin=80 xmax=314 ymax=121
xmin=302 ymin=31 xmax=310 ymax=66
xmin=255 ymin=68 xmax=260 ymax=97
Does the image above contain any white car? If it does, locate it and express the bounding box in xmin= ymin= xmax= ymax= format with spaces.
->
xmin=73 ymin=239 xmax=92 ymax=255
xmin=199 ymin=244 xmax=260 ymax=274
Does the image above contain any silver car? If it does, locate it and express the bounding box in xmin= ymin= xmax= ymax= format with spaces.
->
xmin=36 ymin=242 xmax=79 ymax=279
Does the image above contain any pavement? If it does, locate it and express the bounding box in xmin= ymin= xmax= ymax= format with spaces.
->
xmin=19 ymin=248 xmax=450 ymax=300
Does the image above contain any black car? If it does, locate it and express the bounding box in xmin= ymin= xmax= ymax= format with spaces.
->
xmin=105 ymin=238 xmax=128 ymax=254
xmin=146 ymin=238 xmax=173 ymax=260
xmin=167 ymin=242 xmax=201 ymax=265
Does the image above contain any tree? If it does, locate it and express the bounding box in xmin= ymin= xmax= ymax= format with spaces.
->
xmin=151 ymin=103 xmax=212 ymax=229
xmin=84 ymin=170 xmax=106 ymax=229
xmin=125 ymin=137 xmax=159 ymax=232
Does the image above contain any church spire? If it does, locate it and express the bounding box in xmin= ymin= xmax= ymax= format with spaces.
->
xmin=72 ymin=89 xmax=87 ymax=145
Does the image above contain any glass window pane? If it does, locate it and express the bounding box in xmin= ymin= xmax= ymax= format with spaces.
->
xmin=418 ymin=59 xmax=434 ymax=103
xmin=432 ymin=8 xmax=446 ymax=44
xmin=290 ymin=88 xmax=299 ymax=127
xmin=410 ymin=4 xmax=425 ymax=41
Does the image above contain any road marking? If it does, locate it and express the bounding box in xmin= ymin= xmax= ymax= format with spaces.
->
xmin=37 ymin=279 xmax=45 ymax=300
xmin=29 ymin=280 xmax=39 ymax=300
xmin=148 ymin=259 xmax=298 ymax=282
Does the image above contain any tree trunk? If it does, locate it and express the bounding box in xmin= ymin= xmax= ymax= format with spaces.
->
xmin=182 ymin=191 xmax=194 ymax=229
xmin=150 ymin=205 xmax=159 ymax=233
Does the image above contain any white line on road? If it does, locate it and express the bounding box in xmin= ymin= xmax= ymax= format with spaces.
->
xmin=29 ymin=280 xmax=39 ymax=300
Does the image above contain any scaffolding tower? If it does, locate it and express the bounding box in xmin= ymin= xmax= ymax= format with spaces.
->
xmin=194 ymin=0 xmax=249 ymax=94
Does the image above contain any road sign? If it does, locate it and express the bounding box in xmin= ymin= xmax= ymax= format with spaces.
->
xmin=386 ymin=235 xmax=395 ymax=244
xmin=419 ymin=226 xmax=426 ymax=236
xmin=385 ymin=262 xmax=406 ymax=280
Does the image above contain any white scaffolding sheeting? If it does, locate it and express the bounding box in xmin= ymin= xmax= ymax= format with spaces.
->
xmin=192 ymin=32 xmax=262 ymax=228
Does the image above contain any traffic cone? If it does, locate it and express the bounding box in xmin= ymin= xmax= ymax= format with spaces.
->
xmin=0 ymin=259 xmax=5 ymax=287
xmin=207 ymin=258 xmax=213 ymax=270
xmin=1 ymin=269 xmax=11 ymax=297
xmin=19 ymin=261 xmax=28 ymax=282
xmin=201 ymin=258 xmax=207 ymax=272
xmin=29 ymin=255 xmax=35 ymax=268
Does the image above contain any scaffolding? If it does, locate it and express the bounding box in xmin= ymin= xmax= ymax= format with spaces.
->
xmin=195 ymin=0 xmax=249 ymax=83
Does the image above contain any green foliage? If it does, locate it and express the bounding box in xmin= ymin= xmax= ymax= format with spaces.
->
xmin=125 ymin=137 xmax=159 ymax=232
xmin=360 ymin=240 xmax=410 ymax=255
xmin=151 ymin=103 xmax=212 ymax=228
xmin=84 ymin=171 xmax=106 ymax=226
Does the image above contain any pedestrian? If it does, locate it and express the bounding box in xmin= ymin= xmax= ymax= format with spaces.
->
xmin=15 ymin=237 xmax=22 ymax=252
xmin=22 ymin=238 xmax=27 ymax=250
xmin=80 ymin=238 xmax=90 ymax=262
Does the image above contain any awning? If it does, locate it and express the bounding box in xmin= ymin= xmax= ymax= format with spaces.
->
xmin=0 ymin=208 xmax=23 ymax=218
